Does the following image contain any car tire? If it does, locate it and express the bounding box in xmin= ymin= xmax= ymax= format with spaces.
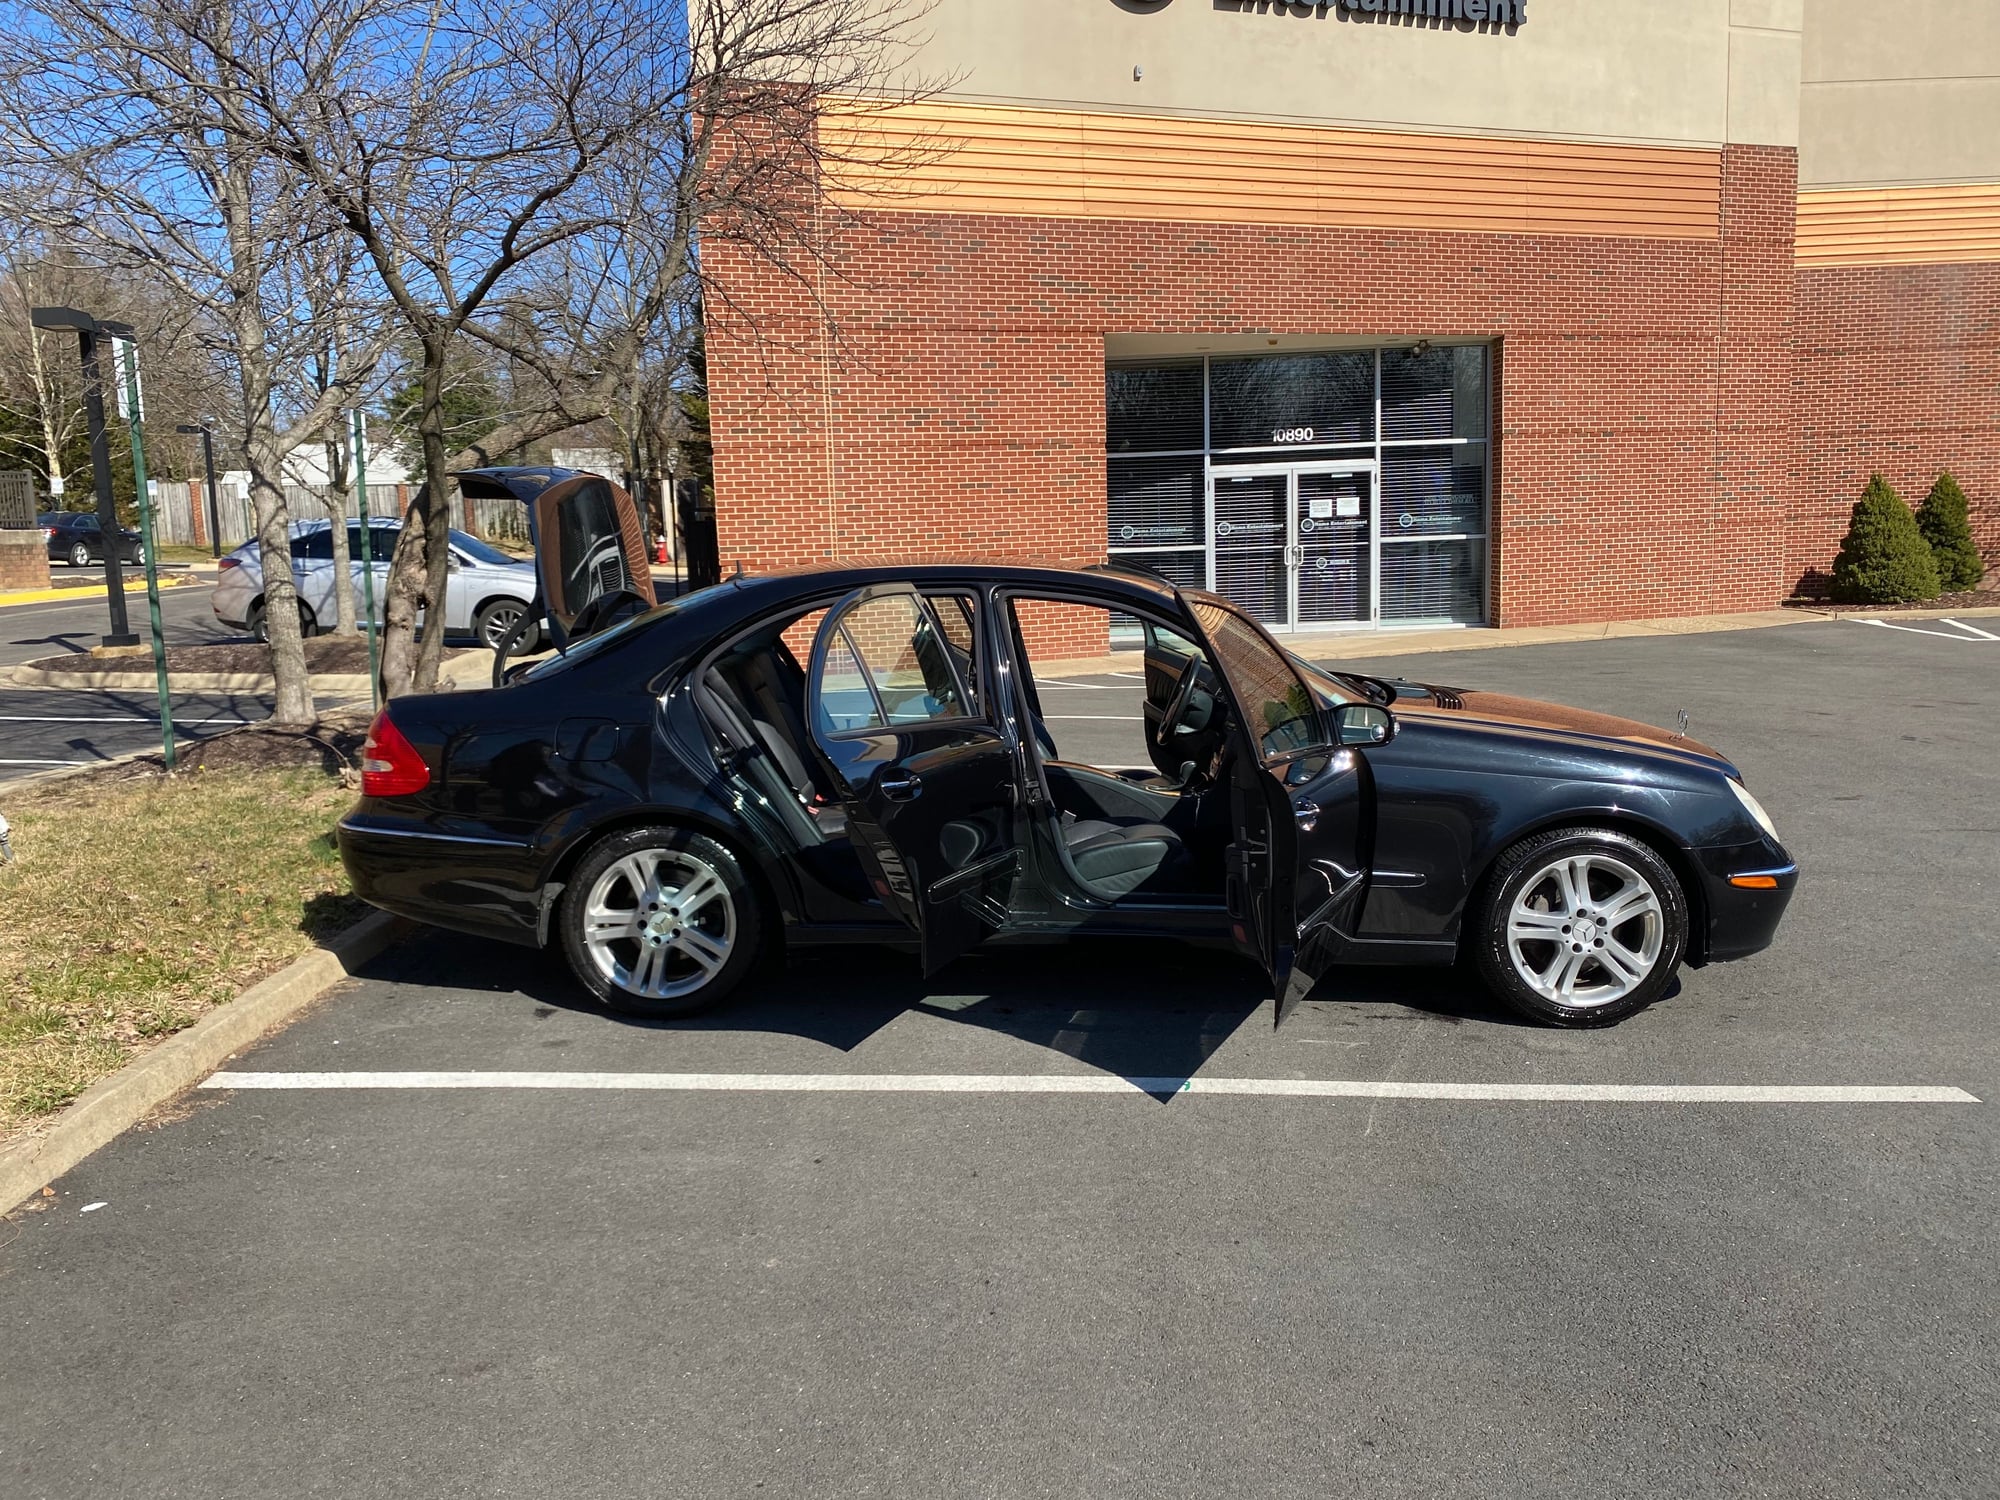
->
xmin=248 ymin=599 xmax=317 ymax=644
xmin=558 ymin=826 xmax=762 ymax=1019
xmin=68 ymin=542 xmax=91 ymax=568
xmin=475 ymin=597 xmax=536 ymax=654
xmin=1471 ymin=827 xmax=1688 ymax=1028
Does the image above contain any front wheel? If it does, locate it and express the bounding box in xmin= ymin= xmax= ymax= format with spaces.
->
xmin=557 ymin=827 xmax=761 ymax=1019
xmin=1471 ymin=828 xmax=1688 ymax=1027
xmin=475 ymin=597 xmax=537 ymax=653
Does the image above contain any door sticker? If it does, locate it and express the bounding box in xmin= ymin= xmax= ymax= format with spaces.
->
xmin=1337 ymin=496 xmax=1361 ymax=518
xmin=1308 ymin=496 xmax=1334 ymax=520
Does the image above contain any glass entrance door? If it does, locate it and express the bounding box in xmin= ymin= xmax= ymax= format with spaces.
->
xmin=1293 ymin=469 xmax=1372 ymax=627
xmin=1210 ymin=463 xmax=1376 ymax=631
xmin=1210 ymin=470 xmax=1289 ymax=626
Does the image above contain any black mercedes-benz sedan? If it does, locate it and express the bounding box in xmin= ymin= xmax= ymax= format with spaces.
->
xmin=336 ymin=472 xmax=1796 ymax=1029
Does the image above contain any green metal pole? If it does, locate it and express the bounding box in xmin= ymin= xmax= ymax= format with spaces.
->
xmin=352 ymin=409 xmax=380 ymax=711
xmin=117 ymin=339 xmax=175 ymax=770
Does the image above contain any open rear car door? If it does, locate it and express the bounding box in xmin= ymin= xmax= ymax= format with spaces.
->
xmin=805 ymin=584 xmax=1022 ymax=974
xmin=1180 ymin=595 xmax=1374 ymax=1024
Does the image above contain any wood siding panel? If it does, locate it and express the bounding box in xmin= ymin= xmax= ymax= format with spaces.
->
xmin=1796 ymin=184 xmax=2000 ymax=266
xmin=822 ymin=101 xmax=1722 ymax=242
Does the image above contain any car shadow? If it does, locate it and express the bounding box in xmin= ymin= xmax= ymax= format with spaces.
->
xmin=354 ymin=928 xmax=1547 ymax=1093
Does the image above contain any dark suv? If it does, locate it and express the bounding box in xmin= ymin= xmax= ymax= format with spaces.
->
xmin=39 ymin=511 xmax=145 ymax=569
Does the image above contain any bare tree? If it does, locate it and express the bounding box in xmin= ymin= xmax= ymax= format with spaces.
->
xmin=240 ymin=0 xmax=943 ymax=696
xmin=0 ymin=241 xmax=224 ymax=509
xmin=0 ymin=0 xmax=391 ymax=724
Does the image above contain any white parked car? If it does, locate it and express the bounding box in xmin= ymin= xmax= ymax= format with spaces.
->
xmin=211 ymin=519 xmax=543 ymax=651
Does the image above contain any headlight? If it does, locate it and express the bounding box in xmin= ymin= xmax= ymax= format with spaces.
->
xmin=1727 ymin=778 xmax=1780 ymax=842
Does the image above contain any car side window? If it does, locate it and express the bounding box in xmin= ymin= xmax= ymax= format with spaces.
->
xmin=77 ymin=514 xmax=100 ymax=532
xmin=348 ymin=524 xmax=394 ymax=558
xmin=1188 ymin=599 xmax=1325 ymax=762
xmin=818 ymin=592 xmax=971 ymax=735
xmin=923 ymin=591 xmax=981 ymax=713
xmin=291 ymin=529 xmax=333 ymax=561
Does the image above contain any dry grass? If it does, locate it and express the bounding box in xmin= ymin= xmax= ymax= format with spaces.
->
xmin=0 ymin=765 xmax=366 ymax=1139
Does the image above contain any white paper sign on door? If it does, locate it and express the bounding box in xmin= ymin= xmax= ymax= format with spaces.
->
xmin=1336 ymin=495 xmax=1361 ymax=518
xmin=1308 ymin=496 xmax=1334 ymax=521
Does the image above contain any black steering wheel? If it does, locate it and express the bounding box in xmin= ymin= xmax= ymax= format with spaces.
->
xmin=1157 ymin=655 xmax=1205 ymax=745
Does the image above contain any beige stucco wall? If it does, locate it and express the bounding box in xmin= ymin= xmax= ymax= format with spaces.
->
xmin=1800 ymin=0 xmax=2000 ymax=187
xmin=901 ymin=0 xmax=1799 ymax=149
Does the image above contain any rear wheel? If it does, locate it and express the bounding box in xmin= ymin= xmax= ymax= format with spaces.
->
xmin=68 ymin=542 xmax=91 ymax=568
xmin=1472 ymin=827 xmax=1687 ymax=1027
xmin=558 ymin=826 xmax=761 ymax=1019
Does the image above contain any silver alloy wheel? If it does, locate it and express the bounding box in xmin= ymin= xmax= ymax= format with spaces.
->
xmin=480 ymin=601 xmax=525 ymax=650
xmin=581 ymin=846 xmax=736 ymax=1001
xmin=1505 ymin=852 xmax=1665 ymax=1008
xmin=69 ymin=542 xmax=91 ymax=568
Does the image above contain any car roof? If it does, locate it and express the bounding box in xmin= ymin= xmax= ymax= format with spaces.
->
xmin=695 ymin=559 xmax=1185 ymax=614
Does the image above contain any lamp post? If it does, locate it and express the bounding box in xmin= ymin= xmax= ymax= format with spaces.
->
xmin=103 ymin=322 xmax=176 ymax=770
xmin=351 ymin=409 xmax=381 ymax=710
xmin=664 ymin=445 xmax=681 ymax=597
xmin=175 ymin=422 xmax=225 ymax=559
xmin=30 ymin=306 xmax=136 ymax=646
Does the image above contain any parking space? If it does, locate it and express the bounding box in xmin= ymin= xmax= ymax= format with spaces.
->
xmin=4 ymin=620 xmax=1996 ymax=1498
xmin=0 ymin=685 xmax=276 ymax=775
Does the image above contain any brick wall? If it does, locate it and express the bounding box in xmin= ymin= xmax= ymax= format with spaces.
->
xmin=706 ymin=144 xmax=1800 ymax=636
xmin=1793 ymin=261 xmax=2000 ymax=594
xmin=0 ymin=531 xmax=51 ymax=592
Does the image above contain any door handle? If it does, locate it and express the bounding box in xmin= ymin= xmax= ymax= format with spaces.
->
xmin=1294 ymin=801 xmax=1320 ymax=833
xmin=878 ymin=770 xmax=923 ymax=802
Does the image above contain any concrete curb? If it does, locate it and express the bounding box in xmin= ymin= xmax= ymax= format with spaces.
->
xmin=7 ymin=651 xmax=495 ymax=694
xmin=8 ymin=664 xmax=374 ymax=692
xmin=0 ymin=911 xmax=407 ymax=1217
xmin=0 ymin=576 xmax=198 ymax=609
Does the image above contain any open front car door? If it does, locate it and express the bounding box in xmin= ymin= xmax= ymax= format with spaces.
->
xmin=806 ymin=584 xmax=1022 ymax=974
xmin=1182 ymin=595 xmax=1374 ymax=1024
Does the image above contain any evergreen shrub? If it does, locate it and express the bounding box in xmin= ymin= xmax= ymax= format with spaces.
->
xmin=1914 ymin=472 xmax=1985 ymax=591
xmin=1829 ymin=475 xmax=1941 ymax=604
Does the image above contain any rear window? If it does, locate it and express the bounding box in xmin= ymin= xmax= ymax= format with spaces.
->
xmin=515 ymin=598 xmax=694 ymax=682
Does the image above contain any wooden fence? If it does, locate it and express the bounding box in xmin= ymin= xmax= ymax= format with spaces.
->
xmin=0 ymin=469 xmax=531 ymax=548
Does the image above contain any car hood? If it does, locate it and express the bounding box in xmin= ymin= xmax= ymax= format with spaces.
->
xmin=1397 ymin=685 xmax=1736 ymax=772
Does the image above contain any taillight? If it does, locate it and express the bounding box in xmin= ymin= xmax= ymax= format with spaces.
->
xmin=360 ymin=711 xmax=430 ymax=797
xmin=218 ymin=556 xmax=240 ymax=571
xmin=44 ymin=527 xmax=57 ymax=539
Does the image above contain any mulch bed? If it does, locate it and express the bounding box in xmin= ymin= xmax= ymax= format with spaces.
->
xmin=22 ymin=637 xmax=480 ymax=677
xmin=1782 ymin=587 xmax=2000 ymax=615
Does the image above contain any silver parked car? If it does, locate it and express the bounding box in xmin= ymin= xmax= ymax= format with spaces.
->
xmin=212 ymin=519 xmax=543 ymax=651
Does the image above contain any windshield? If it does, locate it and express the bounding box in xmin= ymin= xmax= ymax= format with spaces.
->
xmin=1283 ymin=650 xmax=1370 ymax=708
xmin=450 ymin=531 xmax=524 ymax=567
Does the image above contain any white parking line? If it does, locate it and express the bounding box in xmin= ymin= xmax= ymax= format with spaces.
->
xmin=0 ymin=757 xmax=85 ymax=766
xmin=201 ymin=1070 xmax=1980 ymax=1103
xmin=1854 ymin=618 xmax=1994 ymax=642
xmin=1044 ymin=715 xmax=1145 ymax=722
xmin=0 ymin=724 xmax=260 ymax=736
xmin=1937 ymin=617 xmax=2000 ymax=640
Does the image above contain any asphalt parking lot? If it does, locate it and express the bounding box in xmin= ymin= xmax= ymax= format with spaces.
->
xmin=4 ymin=618 xmax=1996 ymax=1498
xmin=0 ymin=585 xmax=273 ymax=779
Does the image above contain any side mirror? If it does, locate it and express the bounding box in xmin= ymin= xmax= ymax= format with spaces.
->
xmin=1332 ymin=702 xmax=1395 ymax=747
